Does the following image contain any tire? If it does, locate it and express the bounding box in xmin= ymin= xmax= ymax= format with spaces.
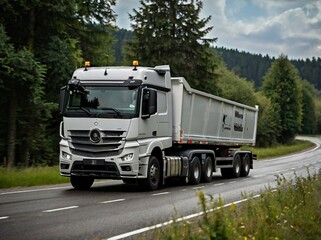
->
xmin=189 ymin=156 xmax=201 ymax=185
xmin=139 ymin=155 xmax=160 ymax=191
xmin=220 ymin=154 xmax=241 ymax=178
xmin=201 ymin=156 xmax=213 ymax=183
xmin=240 ymin=154 xmax=251 ymax=177
xmin=232 ymin=154 xmax=241 ymax=178
xmin=70 ymin=176 xmax=94 ymax=190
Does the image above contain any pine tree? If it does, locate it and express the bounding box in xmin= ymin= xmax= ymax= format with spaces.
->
xmin=126 ymin=0 xmax=219 ymax=94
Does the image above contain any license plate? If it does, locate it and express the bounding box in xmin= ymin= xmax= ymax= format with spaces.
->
xmin=83 ymin=159 xmax=105 ymax=165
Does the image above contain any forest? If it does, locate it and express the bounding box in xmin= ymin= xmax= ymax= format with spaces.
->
xmin=0 ymin=0 xmax=320 ymax=168
xmin=215 ymin=47 xmax=321 ymax=90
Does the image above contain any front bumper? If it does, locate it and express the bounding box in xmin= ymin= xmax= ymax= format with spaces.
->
xmin=59 ymin=139 xmax=140 ymax=179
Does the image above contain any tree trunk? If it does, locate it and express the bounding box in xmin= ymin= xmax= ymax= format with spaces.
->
xmin=7 ymin=89 xmax=17 ymax=168
xmin=27 ymin=7 xmax=35 ymax=51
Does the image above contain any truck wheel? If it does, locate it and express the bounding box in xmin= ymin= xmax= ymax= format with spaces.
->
xmin=240 ymin=154 xmax=250 ymax=177
xmin=139 ymin=155 xmax=160 ymax=191
xmin=221 ymin=154 xmax=241 ymax=178
xmin=232 ymin=154 xmax=241 ymax=178
xmin=201 ymin=156 xmax=213 ymax=183
xmin=189 ymin=156 xmax=201 ymax=185
xmin=70 ymin=176 xmax=94 ymax=190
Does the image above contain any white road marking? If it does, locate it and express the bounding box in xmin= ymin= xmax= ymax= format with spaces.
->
xmin=43 ymin=206 xmax=79 ymax=213
xmin=0 ymin=180 xmax=112 ymax=195
xmin=0 ymin=216 xmax=9 ymax=220
xmin=213 ymin=183 xmax=224 ymax=186
xmin=228 ymin=181 xmax=236 ymax=184
xmin=0 ymin=186 xmax=71 ymax=195
xmin=152 ymin=192 xmax=170 ymax=196
xmin=100 ymin=199 xmax=125 ymax=204
xmin=192 ymin=186 xmax=204 ymax=190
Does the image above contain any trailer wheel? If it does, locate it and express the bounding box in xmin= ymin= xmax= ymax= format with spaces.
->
xmin=189 ymin=156 xmax=201 ymax=185
xmin=70 ymin=176 xmax=94 ymax=190
xmin=240 ymin=154 xmax=251 ymax=177
xmin=221 ymin=154 xmax=241 ymax=178
xmin=139 ymin=155 xmax=160 ymax=191
xmin=201 ymin=156 xmax=213 ymax=183
xmin=232 ymin=154 xmax=241 ymax=178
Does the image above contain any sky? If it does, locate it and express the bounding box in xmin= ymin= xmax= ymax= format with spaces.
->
xmin=113 ymin=0 xmax=321 ymax=60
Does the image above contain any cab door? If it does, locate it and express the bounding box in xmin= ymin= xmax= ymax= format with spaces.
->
xmin=139 ymin=88 xmax=158 ymax=140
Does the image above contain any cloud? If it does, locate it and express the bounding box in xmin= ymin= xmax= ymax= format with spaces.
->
xmin=249 ymin=2 xmax=321 ymax=58
xmin=204 ymin=0 xmax=321 ymax=59
xmin=113 ymin=0 xmax=137 ymax=28
xmin=113 ymin=0 xmax=321 ymax=59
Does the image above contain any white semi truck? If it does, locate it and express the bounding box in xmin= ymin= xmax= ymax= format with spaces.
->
xmin=59 ymin=62 xmax=258 ymax=190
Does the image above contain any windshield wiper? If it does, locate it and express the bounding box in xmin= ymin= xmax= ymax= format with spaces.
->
xmin=79 ymin=107 xmax=91 ymax=116
xmin=99 ymin=108 xmax=122 ymax=117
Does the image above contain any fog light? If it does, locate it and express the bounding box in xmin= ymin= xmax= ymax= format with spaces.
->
xmin=121 ymin=153 xmax=134 ymax=161
xmin=121 ymin=165 xmax=132 ymax=171
xmin=60 ymin=163 xmax=70 ymax=169
xmin=62 ymin=151 xmax=72 ymax=160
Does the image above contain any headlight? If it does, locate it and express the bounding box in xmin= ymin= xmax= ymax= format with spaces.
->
xmin=121 ymin=153 xmax=134 ymax=161
xmin=62 ymin=151 xmax=72 ymax=160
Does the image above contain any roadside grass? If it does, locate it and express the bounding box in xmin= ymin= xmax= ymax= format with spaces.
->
xmin=241 ymin=139 xmax=315 ymax=159
xmin=0 ymin=166 xmax=69 ymax=188
xmin=150 ymin=169 xmax=321 ymax=240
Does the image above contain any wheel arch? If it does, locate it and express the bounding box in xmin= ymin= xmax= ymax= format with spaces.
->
xmin=175 ymin=149 xmax=216 ymax=171
xmin=233 ymin=151 xmax=253 ymax=169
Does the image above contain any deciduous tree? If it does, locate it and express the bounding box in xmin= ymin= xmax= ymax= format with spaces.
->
xmin=0 ymin=0 xmax=117 ymax=166
xmin=0 ymin=26 xmax=46 ymax=167
xmin=300 ymin=80 xmax=317 ymax=134
xmin=262 ymin=54 xmax=302 ymax=144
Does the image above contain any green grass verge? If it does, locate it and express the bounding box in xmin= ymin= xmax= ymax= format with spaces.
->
xmin=150 ymin=170 xmax=321 ymax=240
xmin=0 ymin=166 xmax=69 ymax=188
xmin=241 ymin=139 xmax=315 ymax=159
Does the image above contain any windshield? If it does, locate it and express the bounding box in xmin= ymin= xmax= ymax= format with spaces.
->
xmin=65 ymin=86 xmax=139 ymax=118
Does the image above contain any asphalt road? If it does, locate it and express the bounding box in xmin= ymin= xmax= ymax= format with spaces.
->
xmin=1 ymin=136 xmax=321 ymax=240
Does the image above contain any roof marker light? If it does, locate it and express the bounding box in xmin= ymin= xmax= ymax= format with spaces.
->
xmin=132 ymin=60 xmax=139 ymax=70
xmin=84 ymin=61 xmax=91 ymax=71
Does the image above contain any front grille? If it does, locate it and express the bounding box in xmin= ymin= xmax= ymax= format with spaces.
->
xmin=70 ymin=148 xmax=122 ymax=158
xmin=71 ymin=161 xmax=120 ymax=179
xmin=68 ymin=130 xmax=126 ymax=157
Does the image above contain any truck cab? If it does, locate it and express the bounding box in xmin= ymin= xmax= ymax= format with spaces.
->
xmin=59 ymin=62 xmax=172 ymax=190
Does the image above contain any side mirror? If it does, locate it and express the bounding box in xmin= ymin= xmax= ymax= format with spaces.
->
xmin=142 ymin=89 xmax=157 ymax=119
xmin=59 ymin=86 xmax=67 ymax=114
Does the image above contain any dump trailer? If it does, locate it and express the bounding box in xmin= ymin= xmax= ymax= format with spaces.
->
xmin=59 ymin=62 xmax=258 ymax=190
